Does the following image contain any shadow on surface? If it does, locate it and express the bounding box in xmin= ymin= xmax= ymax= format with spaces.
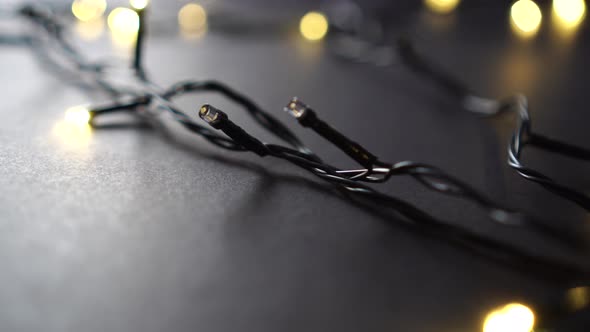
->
xmin=92 ymin=117 xmax=590 ymax=288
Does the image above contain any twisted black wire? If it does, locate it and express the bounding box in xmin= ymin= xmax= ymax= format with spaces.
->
xmin=162 ymin=81 xmax=321 ymax=161
xmin=280 ymin=101 xmax=585 ymax=247
xmin=19 ymin=4 xmax=123 ymax=98
xmin=396 ymin=39 xmax=590 ymax=212
xmin=20 ymin=5 xmax=105 ymax=72
xmin=327 ymin=22 xmax=590 ymax=211
xmin=199 ymin=116 xmax=590 ymax=282
xmin=10 ymin=3 xmax=590 ymax=282
xmin=15 ymin=4 xmax=319 ymax=157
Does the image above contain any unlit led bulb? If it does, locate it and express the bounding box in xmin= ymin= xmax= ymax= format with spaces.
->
xmin=284 ymin=97 xmax=308 ymax=118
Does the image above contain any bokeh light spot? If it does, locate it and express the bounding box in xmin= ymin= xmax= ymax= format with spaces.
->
xmin=107 ymin=7 xmax=139 ymax=47
xmin=567 ymin=286 xmax=590 ymax=311
xmin=71 ymin=0 xmax=107 ymax=22
xmin=553 ymin=0 xmax=586 ymax=29
xmin=424 ymin=0 xmax=461 ymax=14
xmin=178 ymin=3 xmax=208 ymax=33
xmin=483 ymin=303 xmax=535 ymax=332
xmin=299 ymin=11 xmax=329 ymax=41
xmin=511 ymin=0 xmax=543 ymax=38
xmin=129 ymin=0 xmax=149 ymax=10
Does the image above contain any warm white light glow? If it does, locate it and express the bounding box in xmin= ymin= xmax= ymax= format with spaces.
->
xmin=424 ymin=0 xmax=461 ymax=14
xmin=553 ymin=0 xmax=586 ymax=28
xmin=53 ymin=121 xmax=92 ymax=151
xmin=71 ymin=0 xmax=107 ymax=22
xmin=299 ymin=11 xmax=329 ymax=41
xmin=75 ymin=19 xmax=105 ymax=41
xmin=108 ymin=7 xmax=139 ymax=36
xmin=567 ymin=286 xmax=590 ymax=311
xmin=511 ymin=0 xmax=543 ymax=38
xmin=55 ymin=106 xmax=93 ymax=150
xmin=178 ymin=3 xmax=207 ymax=32
xmin=129 ymin=0 xmax=149 ymax=10
xmin=483 ymin=303 xmax=535 ymax=332
xmin=65 ymin=105 xmax=92 ymax=126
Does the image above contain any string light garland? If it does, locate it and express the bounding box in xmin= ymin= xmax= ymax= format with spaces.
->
xmin=7 ymin=2 xmax=590 ymax=287
xmin=319 ymin=0 xmax=590 ymax=214
xmin=396 ymin=39 xmax=590 ymax=213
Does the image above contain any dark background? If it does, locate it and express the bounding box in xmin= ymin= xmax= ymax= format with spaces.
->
xmin=1 ymin=0 xmax=589 ymax=331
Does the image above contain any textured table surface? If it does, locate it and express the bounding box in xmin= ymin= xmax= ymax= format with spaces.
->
xmin=1 ymin=1 xmax=589 ymax=331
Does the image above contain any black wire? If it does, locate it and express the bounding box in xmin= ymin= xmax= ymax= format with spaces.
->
xmin=282 ymin=100 xmax=587 ymax=248
xmin=200 ymin=110 xmax=590 ymax=282
xmin=396 ymin=39 xmax=590 ymax=212
xmin=327 ymin=15 xmax=590 ymax=211
xmin=530 ymin=133 xmax=590 ymax=160
xmin=163 ymin=81 xmax=321 ymax=161
xmin=19 ymin=5 xmax=124 ymax=98
xmin=15 ymin=4 xmax=316 ymax=155
xmin=396 ymin=38 xmax=469 ymax=99
xmin=11 ymin=2 xmax=590 ymax=283
xmin=20 ymin=5 xmax=104 ymax=72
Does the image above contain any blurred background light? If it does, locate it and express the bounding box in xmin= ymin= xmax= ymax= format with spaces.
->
xmin=553 ymin=0 xmax=586 ymax=29
xmin=299 ymin=11 xmax=329 ymax=41
xmin=483 ymin=303 xmax=535 ymax=332
xmin=71 ymin=0 xmax=107 ymax=22
xmin=566 ymin=286 xmax=590 ymax=311
xmin=75 ymin=19 xmax=105 ymax=41
xmin=107 ymin=7 xmax=139 ymax=46
xmin=510 ymin=0 xmax=543 ymax=38
xmin=424 ymin=0 xmax=461 ymax=14
xmin=129 ymin=0 xmax=149 ymax=11
xmin=178 ymin=3 xmax=207 ymax=33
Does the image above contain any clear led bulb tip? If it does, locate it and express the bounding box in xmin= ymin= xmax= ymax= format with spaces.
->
xmin=284 ymin=97 xmax=308 ymax=119
xmin=199 ymin=104 xmax=226 ymax=126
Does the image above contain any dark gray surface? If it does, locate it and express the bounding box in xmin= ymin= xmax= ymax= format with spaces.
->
xmin=1 ymin=1 xmax=590 ymax=331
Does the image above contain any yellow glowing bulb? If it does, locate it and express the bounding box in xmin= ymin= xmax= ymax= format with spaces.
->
xmin=299 ymin=11 xmax=329 ymax=41
xmin=424 ymin=0 xmax=461 ymax=14
xmin=108 ymin=7 xmax=140 ymax=36
xmin=511 ymin=0 xmax=543 ymax=38
xmin=71 ymin=0 xmax=107 ymax=22
xmin=483 ymin=303 xmax=535 ymax=332
xmin=566 ymin=286 xmax=590 ymax=311
xmin=178 ymin=3 xmax=208 ymax=32
xmin=52 ymin=122 xmax=92 ymax=151
xmin=553 ymin=0 xmax=586 ymax=27
xmin=65 ymin=105 xmax=92 ymax=126
xmin=130 ymin=0 xmax=149 ymax=10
